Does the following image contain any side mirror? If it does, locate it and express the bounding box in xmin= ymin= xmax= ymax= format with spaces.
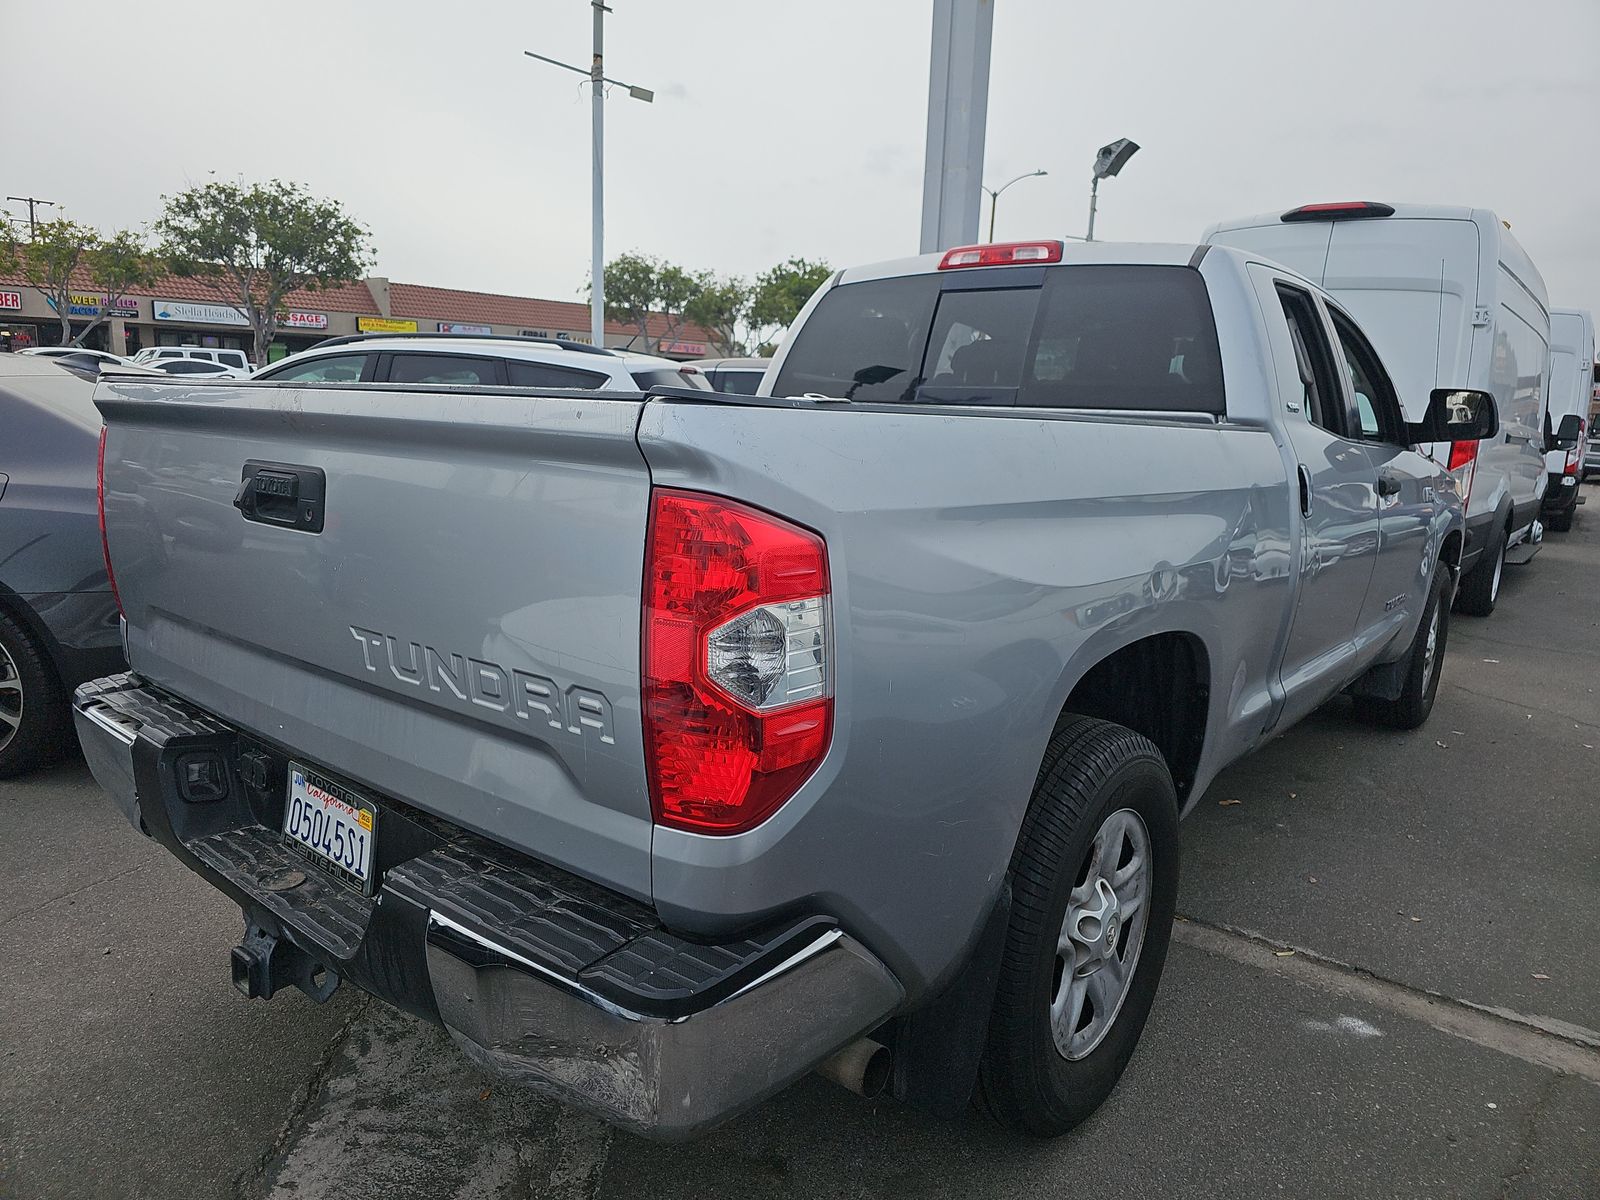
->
xmin=1546 ymin=412 xmax=1582 ymax=453
xmin=1407 ymin=388 xmax=1498 ymax=445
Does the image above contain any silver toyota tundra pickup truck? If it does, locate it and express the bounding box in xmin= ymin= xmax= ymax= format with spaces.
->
xmin=75 ymin=241 xmax=1496 ymax=1141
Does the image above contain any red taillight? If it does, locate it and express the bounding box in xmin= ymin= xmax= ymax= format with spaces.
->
xmin=939 ymin=240 xmax=1064 ymax=270
xmin=1566 ymin=422 xmax=1585 ymax=473
xmin=643 ymin=489 xmax=832 ymax=834
xmin=1281 ymin=201 xmax=1396 ymax=222
xmin=96 ymin=426 xmax=125 ymax=619
xmin=1447 ymin=438 xmax=1479 ymax=507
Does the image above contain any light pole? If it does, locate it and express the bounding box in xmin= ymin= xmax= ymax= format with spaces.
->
xmin=1084 ymin=138 xmax=1139 ymax=243
xmin=524 ymin=4 xmax=654 ymax=348
xmin=983 ymin=169 xmax=1047 ymax=242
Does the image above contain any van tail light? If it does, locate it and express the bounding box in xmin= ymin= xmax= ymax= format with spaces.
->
xmin=939 ymin=240 xmax=1064 ymax=269
xmin=643 ymin=489 xmax=832 ymax=834
xmin=96 ymin=426 xmax=125 ymax=620
xmin=1447 ymin=439 xmax=1479 ymax=507
xmin=1565 ymin=422 xmax=1584 ymax=473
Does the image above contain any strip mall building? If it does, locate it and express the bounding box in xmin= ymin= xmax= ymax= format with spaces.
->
xmin=0 ymin=271 xmax=713 ymax=362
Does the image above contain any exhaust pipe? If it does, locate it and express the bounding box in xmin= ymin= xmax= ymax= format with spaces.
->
xmin=816 ymin=1038 xmax=892 ymax=1098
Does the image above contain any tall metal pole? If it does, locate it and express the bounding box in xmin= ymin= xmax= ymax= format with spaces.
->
xmin=6 ymin=196 xmax=56 ymax=238
xmin=590 ymin=1 xmax=606 ymax=348
xmin=919 ymin=0 xmax=994 ymax=254
xmin=1085 ymin=177 xmax=1101 ymax=243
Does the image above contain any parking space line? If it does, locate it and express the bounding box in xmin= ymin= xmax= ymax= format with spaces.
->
xmin=1174 ymin=917 xmax=1600 ymax=1084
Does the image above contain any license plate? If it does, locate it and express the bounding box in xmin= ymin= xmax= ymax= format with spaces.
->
xmin=282 ymin=763 xmax=378 ymax=893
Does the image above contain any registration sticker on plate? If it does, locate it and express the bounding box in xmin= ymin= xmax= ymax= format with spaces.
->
xmin=282 ymin=763 xmax=378 ymax=893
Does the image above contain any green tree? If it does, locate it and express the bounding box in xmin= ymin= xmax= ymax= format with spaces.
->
xmin=0 ymin=215 xmax=98 ymax=346
xmin=684 ymin=274 xmax=752 ymax=356
xmin=748 ymin=257 xmax=832 ymax=353
xmin=602 ymin=253 xmax=701 ymax=353
xmin=155 ymin=179 xmax=373 ymax=366
xmin=602 ymin=251 xmax=662 ymax=351
xmin=76 ymin=230 xmax=160 ymax=347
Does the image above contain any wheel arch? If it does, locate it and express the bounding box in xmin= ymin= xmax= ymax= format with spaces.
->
xmin=1050 ymin=630 xmax=1211 ymax=806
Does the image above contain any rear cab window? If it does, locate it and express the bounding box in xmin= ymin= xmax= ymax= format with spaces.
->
xmin=772 ymin=265 xmax=1224 ymax=413
xmin=631 ymin=367 xmax=712 ymax=391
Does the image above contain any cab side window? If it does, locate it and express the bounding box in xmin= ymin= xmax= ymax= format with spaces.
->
xmin=1329 ymin=309 xmax=1406 ymax=444
xmin=1275 ymin=285 xmax=1349 ymax=437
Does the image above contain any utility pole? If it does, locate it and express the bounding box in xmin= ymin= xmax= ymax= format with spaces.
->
xmin=524 ymin=4 xmax=653 ymax=349
xmin=919 ymin=0 xmax=994 ymax=254
xmin=5 ymin=196 xmax=56 ymax=237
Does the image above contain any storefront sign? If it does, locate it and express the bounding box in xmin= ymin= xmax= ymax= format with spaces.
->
xmin=105 ymin=296 xmax=139 ymax=317
xmin=438 ymin=322 xmax=492 ymax=335
xmin=660 ymin=340 xmax=708 ymax=357
xmin=153 ymin=300 xmax=250 ymax=327
xmin=0 ymin=291 xmax=21 ymax=311
xmin=519 ymin=328 xmax=549 ymax=338
xmin=357 ymin=317 xmax=418 ymax=334
xmin=282 ymin=311 xmax=329 ymax=330
xmin=555 ymin=332 xmax=594 ymax=345
xmin=66 ymin=293 xmax=103 ymax=316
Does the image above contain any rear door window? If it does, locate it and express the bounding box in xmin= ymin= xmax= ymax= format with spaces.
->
xmin=507 ymin=360 xmax=608 ymax=389
xmin=771 ymin=275 xmax=940 ymax=403
xmin=386 ymin=354 xmax=505 ymax=386
xmin=772 ymin=266 xmax=1223 ymax=412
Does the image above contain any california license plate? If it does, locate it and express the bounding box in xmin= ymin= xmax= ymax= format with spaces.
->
xmin=282 ymin=763 xmax=378 ymax=893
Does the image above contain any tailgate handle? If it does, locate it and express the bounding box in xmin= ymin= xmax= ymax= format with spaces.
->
xmin=233 ymin=461 xmax=325 ymax=533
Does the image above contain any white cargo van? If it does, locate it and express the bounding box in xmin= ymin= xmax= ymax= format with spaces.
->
xmin=1542 ymin=309 xmax=1594 ymax=531
xmin=1204 ymin=203 xmax=1555 ymax=616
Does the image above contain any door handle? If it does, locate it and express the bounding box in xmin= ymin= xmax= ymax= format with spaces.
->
xmin=1297 ymin=464 xmax=1312 ymax=518
xmin=234 ymin=460 xmax=326 ymax=533
xmin=1377 ymin=474 xmax=1401 ymax=498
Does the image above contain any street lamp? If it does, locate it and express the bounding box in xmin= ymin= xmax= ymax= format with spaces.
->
xmin=1084 ymin=138 xmax=1139 ymax=243
xmin=524 ymin=3 xmax=654 ymax=348
xmin=983 ymin=169 xmax=1047 ymax=242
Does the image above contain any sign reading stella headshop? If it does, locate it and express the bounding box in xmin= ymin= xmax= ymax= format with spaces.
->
xmin=153 ymin=300 xmax=250 ymax=327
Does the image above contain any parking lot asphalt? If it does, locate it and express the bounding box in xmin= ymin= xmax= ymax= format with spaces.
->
xmin=3 ymin=487 xmax=1597 ymax=1200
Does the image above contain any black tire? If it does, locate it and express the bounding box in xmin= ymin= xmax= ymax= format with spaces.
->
xmin=1455 ymin=518 xmax=1507 ymax=617
xmin=1548 ymin=505 xmax=1574 ymax=533
xmin=977 ymin=716 xmax=1179 ymax=1136
xmin=1352 ymin=568 xmax=1450 ymax=730
xmin=0 ymin=609 xmax=70 ymax=779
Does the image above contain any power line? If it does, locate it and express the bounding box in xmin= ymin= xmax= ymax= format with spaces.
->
xmin=5 ymin=195 xmax=58 ymax=238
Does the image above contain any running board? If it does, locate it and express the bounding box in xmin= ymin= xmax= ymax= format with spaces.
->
xmin=1505 ymin=519 xmax=1543 ymax=566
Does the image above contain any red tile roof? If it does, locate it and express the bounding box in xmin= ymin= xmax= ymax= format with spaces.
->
xmin=0 ymin=263 xmax=710 ymax=341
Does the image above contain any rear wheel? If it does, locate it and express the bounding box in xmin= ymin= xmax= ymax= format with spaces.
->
xmin=1548 ymin=504 xmax=1574 ymax=533
xmin=1455 ymin=519 xmax=1507 ymax=617
xmin=0 ymin=610 xmax=69 ymax=778
xmin=977 ymin=716 xmax=1179 ymax=1136
xmin=1352 ymin=567 xmax=1450 ymax=730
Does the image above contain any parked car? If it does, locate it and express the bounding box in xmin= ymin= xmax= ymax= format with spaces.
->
xmin=1204 ymin=202 xmax=1563 ymax=616
xmin=144 ymin=358 xmax=235 ymax=377
xmin=77 ymin=240 xmax=1494 ymax=1141
xmin=254 ymin=333 xmax=712 ymax=391
xmin=18 ymin=346 xmax=136 ymax=369
xmin=0 ymin=356 xmax=124 ymax=776
xmin=686 ymin=356 xmax=770 ymax=394
xmin=131 ymin=346 xmax=254 ymax=377
xmin=1541 ymin=309 xmax=1594 ymax=530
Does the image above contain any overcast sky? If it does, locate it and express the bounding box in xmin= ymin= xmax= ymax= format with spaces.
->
xmin=5 ymin=0 xmax=1598 ymax=321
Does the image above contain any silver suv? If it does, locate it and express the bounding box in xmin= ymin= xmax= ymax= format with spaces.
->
xmin=254 ymin=334 xmax=712 ymax=391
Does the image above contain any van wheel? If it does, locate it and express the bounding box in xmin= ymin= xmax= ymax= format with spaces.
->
xmin=977 ymin=716 xmax=1179 ymax=1136
xmin=1352 ymin=568 xmax=1450 ymax=730
xmin=0 ymin=610 xmax=68 ymax=778
xmin=1455 ymin=519 xmax=1507 ymax=617
xmin=1548 ymin=506 xmax=1574 ymax=533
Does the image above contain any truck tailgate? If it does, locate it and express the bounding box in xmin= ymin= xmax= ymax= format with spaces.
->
xmin=96 ymin=379 xmax=655 ymax=900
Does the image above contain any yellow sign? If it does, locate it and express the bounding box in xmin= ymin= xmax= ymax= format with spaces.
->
xmin=69 ymin=293 xmax=99 ymax=307
xmin=357 ymin=317 xmax=418 ymax=334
